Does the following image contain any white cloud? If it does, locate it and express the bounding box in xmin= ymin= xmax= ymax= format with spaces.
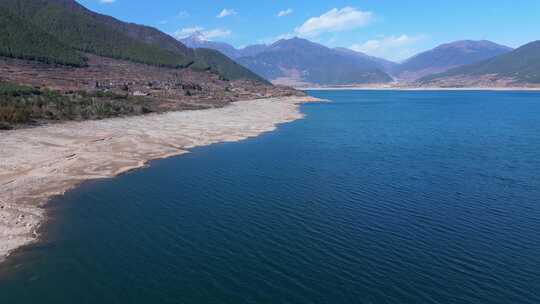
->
xmin=217 ymin=8 xmax=237 ymax=18
xmin=202 ymin=28 xmax=232 ymax=40
xmin=99 ymin=0 xmax=115 ymax=3
xmin=176 ymin=11 xmax=190 ymax=19
xmin=174 ymin=27 xmax=204 ymax=38
xmin=350 ymin=35 xmax=425 ymax=61
xmin=277 ymin=8 xmax=293 ymax=17
xmin=173 ymin=27 xmax=232 ymax=40
xmin=295 ymin=7 xmax=373 ymax=37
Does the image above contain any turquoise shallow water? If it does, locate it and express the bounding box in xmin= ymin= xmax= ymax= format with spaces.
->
xmin=1 ymin=90 xmax=540 ymax=303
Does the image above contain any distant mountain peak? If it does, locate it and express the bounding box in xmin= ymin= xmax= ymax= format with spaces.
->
xmin=185 ymin=32 xmax=208 ymax=42
xmin=272 ymin=37 xmax=316 ymax=45
xmin=268 ymin=37 xmax=328 ymax=52
xmin=396 ymin=39 xmax=513 ymax=82
xmin=420 ymin=40 xmax=540 ymax=85
xmin=287 ymin=37 xmax=308 ymax=42
xmin=237 ymin=37 xmax=394 ymax=86
xmin=179 ymin=35 xmax=270 ymax=60
xmin=434 ymin=40 xmax=513 ymax=52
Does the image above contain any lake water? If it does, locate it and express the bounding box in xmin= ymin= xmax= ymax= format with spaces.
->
xmin=1 ymin=90 xmax=540 ymax=303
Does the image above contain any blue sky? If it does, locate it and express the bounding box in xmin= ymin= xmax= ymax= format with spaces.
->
xmin=78 ymin=0 xmax=539 ymax=61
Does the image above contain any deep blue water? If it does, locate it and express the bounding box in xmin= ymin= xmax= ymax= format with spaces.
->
xmin=1 ymin=90 xmax=540 ymax=303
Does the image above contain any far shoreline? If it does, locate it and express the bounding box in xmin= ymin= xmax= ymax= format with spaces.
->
xmin=299 ymin=86 xmax=540 ymax=91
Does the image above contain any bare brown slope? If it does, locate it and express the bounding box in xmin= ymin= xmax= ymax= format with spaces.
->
xmin=0 ymin=54 xmax=302 ymax=129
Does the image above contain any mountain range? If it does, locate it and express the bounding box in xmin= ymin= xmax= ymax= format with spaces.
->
xmin=0 ymin=0 xmax=538 ymax=90
xmin=180 ymin=32 xmax=268 ymax=59
xmin=181 ymin=35 xmax=394 ymax=86
xmin=181 ymin=33 xmax=539 ymax=87
xmin=236 ymin=38 xmax=394 ymax=86
xmin=395 ymin=40 xmax=513 ymax=82
xmin=419 ymin=40 xmax=540 ymax=87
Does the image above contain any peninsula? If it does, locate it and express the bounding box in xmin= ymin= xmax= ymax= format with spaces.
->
xmin=0 ymin=95 xmax=320 ymax=262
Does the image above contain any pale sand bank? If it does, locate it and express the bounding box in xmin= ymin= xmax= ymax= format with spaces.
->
xmin=0 ymin=96 xmax=319 ymax=262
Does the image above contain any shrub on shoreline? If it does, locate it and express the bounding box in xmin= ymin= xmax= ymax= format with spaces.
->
xmin=0 ymin=82 xmax=153 ymax=128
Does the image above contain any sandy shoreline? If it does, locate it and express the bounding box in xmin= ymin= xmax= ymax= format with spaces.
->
xmin=0 ymin=96 xmax=318 ymax=263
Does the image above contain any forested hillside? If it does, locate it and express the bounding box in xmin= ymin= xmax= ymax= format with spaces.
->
xmin=0 ymin=8 xmax=86 ymax=66
xmin=0 ymin=0 xmax=193 ymax=68
xmin=193 ymin=48 xmax=268 ymax=83
xmin=0 ymin=0 xmax=266 ymax=82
